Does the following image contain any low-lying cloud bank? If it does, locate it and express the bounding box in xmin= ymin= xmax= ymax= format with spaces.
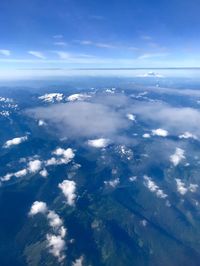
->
xmin=131 ymin=101 xmax=200 ymax=137
xmin=26 ymin=92 xmax=200 ymax=142
xmin=26 ymin=94 xmax=130 ymax=140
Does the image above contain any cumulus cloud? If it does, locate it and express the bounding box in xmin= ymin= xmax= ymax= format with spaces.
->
xmin=14 ymin=169 xmax=28 ymax=177
xmin=0 ymin=173 xmax=13 ymax=182
xmin=104 ymin=178 xmax=120 ymax=188
xmin=126 ymin=113 xmax=136 ymax=121
xmin=38 ymin=119 xmax=46 ymax=126
xmin=72 ymin=256 xmax=84 ymax=266
xmin=129 ymin=176 xmax=137 ymax=182
xmin=47 ymin=210 xmax=63 ymax=230
xmin=170 ymin=148 xmax=185 ymax=166
xmin=1 ymin=158 xmax=43 ymax=182
xmin=40 ymin=168 xmax=48 ymax=177
xmin=53 ymin=147 xmax=75 ymax=160
xmin=28 ymin=160 xmax=42 ymax=173
xmin=143 ymin=175 xmax=167 ymax=199
xmin=46 ymin=234 xmax=66 ymax=262
xmin=189 ymin=183 xmax=198 ymax=193
xmin=175 ymin=179 xmax=198 ymax=195
xmin=142 ymin=133 xmax=151 ymax=138
xmin=179 ymin=132 xmax=197 ymax=140
xmin=29 ymin=201 xmax=67 ymax=261
xmin=29 ymin=201 xmax=48 ymax=216
xmin=3 ymin=136 xmax=28 ymax=148
xmin=152 ymin=128 xmax=168 ymax=137
xmin=58 ymin=180 xmax=76 ymax=206
xmin=175 ymin=179 xmax=187 ymax=195
xmin=46 ymin=148 xmax=75 ymax=166
xmin=88 ymin=138 xmax=110 ymax=148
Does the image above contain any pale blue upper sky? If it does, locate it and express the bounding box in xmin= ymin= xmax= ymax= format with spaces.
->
xmin=0 ymin=0 xmax=200 ymax=77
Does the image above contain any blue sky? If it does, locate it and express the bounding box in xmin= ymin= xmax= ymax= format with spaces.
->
xmin=0 ymin=0 xmax=200 ymax=76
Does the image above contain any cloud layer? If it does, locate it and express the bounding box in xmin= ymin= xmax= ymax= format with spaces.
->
xmin=27 ymin=100 xmax=130 ymax=139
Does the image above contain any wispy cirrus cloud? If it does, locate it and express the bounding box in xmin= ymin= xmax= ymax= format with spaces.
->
xmin=140 ymin=35 xmax=152 ymax=41
xmin=28 ymin=50 xmax=46 ymax=59
xmin=53 ymin=41 xmax=68 ymax=46
xmin=0 ymin=49 xmax=11 ymax=56
xmin=138 ymin=52 xmax=169 ymax=60
xmin=79 ymin=40 xmax=116 ymax=49
xmin=53 ymin=34 xmax=64 ymax=39
xmin=53 ymin=51 xmax=71 ymax=59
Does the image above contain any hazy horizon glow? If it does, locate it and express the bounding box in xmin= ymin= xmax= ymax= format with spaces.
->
xmin=0 ymin=0 xmax=200 ymax=78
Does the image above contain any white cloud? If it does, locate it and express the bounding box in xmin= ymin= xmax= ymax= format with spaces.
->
xmin=72 ymin=256 xmax=84 ymax=266
xmin=28 ymin=51 xmax=46 ymax=59
xmin=46 ymin=157 xmax=58 ymax=166
xmin=0 ymin=49 xmax=11 ymax=56
xmin=29 ymin=201 xmax=48 ymax=216
xmin=40 ymin=168 xmax=48 ymax=177
xmin=58 ymin=180 xmax=77 ymax=206
xmin=170 ymin=148 xmax=185 ymax=166
xmin=152 ymin=128 xmax=168 ymax=137
xmin=46 ymin=148 xmax=75 ymax=166
xmin=47 ymin=210 xmax=63 ymax=230
xmin=142 ymin=133 xmax=151 ymax=138
xmin=46 ymin=234 xmax=66 ymax=262
xmin=53 ymin=148 xmax=75 ymax=161
xmin=0 ymin=173 xmax=14 ymax=182
xmin=104 ymin=178 xmax=120 ymax=188
xmin=129 ymin=176 xmax=137 ymax=182
xmin=118 ymin=145 xmax=133 ymax=160
xmin=67 ymin=93 xmax=91 ymax=102
xmin=29 ymin=201 xmax=67 ymax=262
xmin=140 ymin=219 xmax=147 ymax=227
xmin=14 ymin=169 xmax=28 ymax=178
xmin=38 ymin=93 xmax=64 ymax=103
xmin=88 ymin=138 xmax=110 ymax=148
xmin=126 ymin=113 xmax=136 ymax=121
xmin=27 ymin=100 xmax=130 ymax=139
xmin=137 ymin=71 xmax=163 ymax=78
xmin=189 ymin=183 xmax=198 ymax=193
xmin=3 ymin=136 xmax=28 ymax=148
xmin=175 ymin=179 xmax=187 ymax=195
xmin=175 ymin=180 xmax=199 ymax=196
xmin=38 ymin=119 xmax=46 ymax=126
xmin=1 ymin=158 xmax=43 ymax=183
xmin=28 ymin=159 xmax=42 ymax=173
xmin=143 ymin=175 xmax=167 ymax=199
xmin=179 ymin=132 xmax=197 ymax=140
